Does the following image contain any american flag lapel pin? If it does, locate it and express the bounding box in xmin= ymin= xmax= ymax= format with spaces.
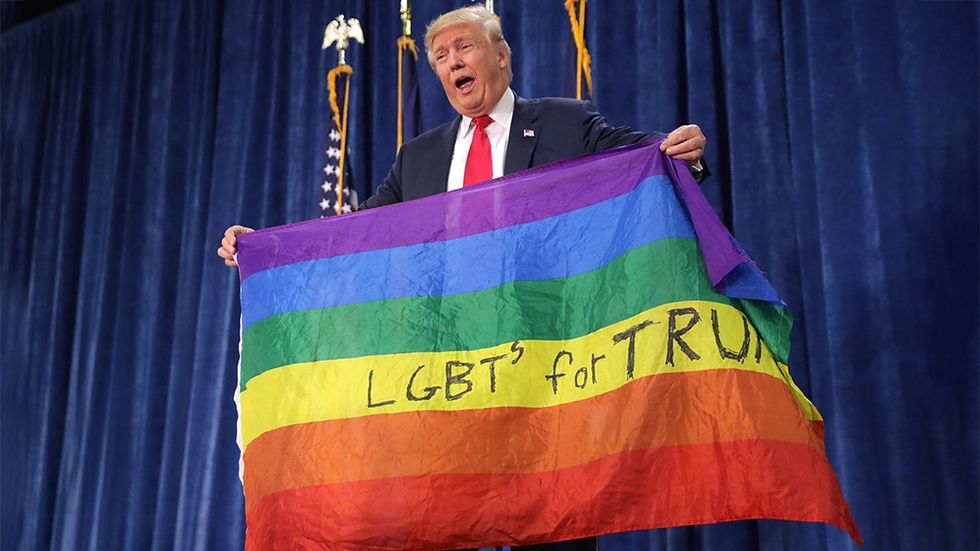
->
xmin=523 ymin=129 xmax=535 ymax=138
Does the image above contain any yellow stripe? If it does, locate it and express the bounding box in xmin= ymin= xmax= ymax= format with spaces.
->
xmin=240 ymin=300 xmax=820 ymax=449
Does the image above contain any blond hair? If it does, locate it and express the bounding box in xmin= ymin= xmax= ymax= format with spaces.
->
xmin=424 ymin=5 xmax=513 ymax=81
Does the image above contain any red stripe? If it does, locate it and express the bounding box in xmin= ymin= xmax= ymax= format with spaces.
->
xmin=245 ymin=439 xmax=861 ymax=549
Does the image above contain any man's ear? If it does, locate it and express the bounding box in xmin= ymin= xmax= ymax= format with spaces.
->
xmin=498 ymin=48 xmax=509 ymax=69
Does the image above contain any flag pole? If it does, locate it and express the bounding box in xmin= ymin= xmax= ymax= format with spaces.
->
xmin=397 ymin=0 xmax=418 ymax=150
xmin=400 ymin=0 xmax=411 ymax=37
xmin=576 ymin=0 xmax=585 ymax=99
xmin=322 ymin=15 xmax=364 ymax=215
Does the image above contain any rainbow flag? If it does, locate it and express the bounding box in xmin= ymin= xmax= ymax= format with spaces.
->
xmin=235 ymin=141 xmax=861 ymax=549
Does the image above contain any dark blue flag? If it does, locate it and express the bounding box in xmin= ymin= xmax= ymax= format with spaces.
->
xmin=397 ymin=36 xmax=423 ymax=150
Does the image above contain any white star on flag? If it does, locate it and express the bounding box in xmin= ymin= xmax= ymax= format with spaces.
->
xmin=320 ymin=104 xmax=356 ymax=217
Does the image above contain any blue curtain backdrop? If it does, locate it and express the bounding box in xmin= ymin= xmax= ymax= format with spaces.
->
xmin=2 ymin=1 xmax=977 ymax=549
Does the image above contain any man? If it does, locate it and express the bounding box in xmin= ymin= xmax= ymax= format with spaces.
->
xmin=218 ymin=6 xmax=706 ymax=550
xmin=219 ymin=5 xmax=706 ymax=265
xmin=361 ymin=6 xmax=707 ymax=209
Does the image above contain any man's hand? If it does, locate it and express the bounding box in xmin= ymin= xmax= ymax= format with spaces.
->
xmin=660 ymin=124 xmax=707 ymax=164
xmin=217 ymin=225 xmax=254 ymax=268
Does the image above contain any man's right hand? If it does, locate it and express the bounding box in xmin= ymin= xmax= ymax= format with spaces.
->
xmin=217 ymin=225 xmax=254 ymax=268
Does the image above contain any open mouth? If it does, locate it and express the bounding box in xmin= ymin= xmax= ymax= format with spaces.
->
xmin=454 ymin=76 xmax=475 ymax=92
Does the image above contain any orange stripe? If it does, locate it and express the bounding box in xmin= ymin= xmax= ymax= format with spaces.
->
xmin=244 ymin=439 xmax=861 ymax=550
xmin=243 ymin=369 xmax=825 ymax=513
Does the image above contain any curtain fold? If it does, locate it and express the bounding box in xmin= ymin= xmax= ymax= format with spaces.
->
xmin=2 ymin=1 xmax=977 ymax=549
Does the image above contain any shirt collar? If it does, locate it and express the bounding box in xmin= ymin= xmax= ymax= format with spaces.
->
xmin=459 ymin=88 xmax=515 ymax=135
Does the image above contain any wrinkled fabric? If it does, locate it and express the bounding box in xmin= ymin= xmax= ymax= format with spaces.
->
xmin=2 ymin=1 xmax=976 ymax=550
xmin=235 ymin=143 xmax=859 ymax=549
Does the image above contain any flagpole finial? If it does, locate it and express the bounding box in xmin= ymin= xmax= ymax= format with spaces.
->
xmin=400 ymin=0 xmax=412 ymax=37
xmin=322 ymin=14 xmax=365 ymax=66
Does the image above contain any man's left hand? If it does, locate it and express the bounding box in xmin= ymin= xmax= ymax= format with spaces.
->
xmin=660 ymin=124 xmax=706 ymax=164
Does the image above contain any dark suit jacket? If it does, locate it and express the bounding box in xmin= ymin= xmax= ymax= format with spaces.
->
xmin=362 ymin=95 xmax=700 ymax=209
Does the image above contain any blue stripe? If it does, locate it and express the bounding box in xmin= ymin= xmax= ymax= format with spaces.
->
xmin=719 ymin=262 xmax=784 ymax=304
xmin=241 ymin=175 xmax=695 ymax=329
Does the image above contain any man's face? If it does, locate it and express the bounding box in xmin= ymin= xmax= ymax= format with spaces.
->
xmin=430 ymin=22 xmax=510 ymax=118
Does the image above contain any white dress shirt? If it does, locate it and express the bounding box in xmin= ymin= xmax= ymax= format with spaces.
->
xmin=446 ymin=88 xmax=516 ymax=191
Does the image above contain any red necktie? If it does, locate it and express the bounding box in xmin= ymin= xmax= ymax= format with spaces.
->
xmin=463 ymin=115 xmax=494 ymax=187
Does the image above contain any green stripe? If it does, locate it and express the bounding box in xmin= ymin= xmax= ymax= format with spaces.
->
xmin=735 ymin=297 xmax=793 ymax=364
xmin=241 ymin=238 xmax=791 ymax=389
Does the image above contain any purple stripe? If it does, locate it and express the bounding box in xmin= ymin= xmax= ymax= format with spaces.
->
xmin=237 ymin=140 xmax=771 ymax=306
xmin=661 ymin=152 xmax=750 ymax=288
xmin=237 ymin=141 xmax=667 ymax=281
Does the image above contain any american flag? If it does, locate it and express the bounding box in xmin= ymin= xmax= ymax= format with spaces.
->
xmin=320 ymin=126 xmax=357 ymax=217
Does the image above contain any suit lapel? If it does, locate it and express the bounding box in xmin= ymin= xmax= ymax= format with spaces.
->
xmin=423 ymin=118 xmax=460 ymax=199
xmin=504 ymin=95 xmax=540 ymax=175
